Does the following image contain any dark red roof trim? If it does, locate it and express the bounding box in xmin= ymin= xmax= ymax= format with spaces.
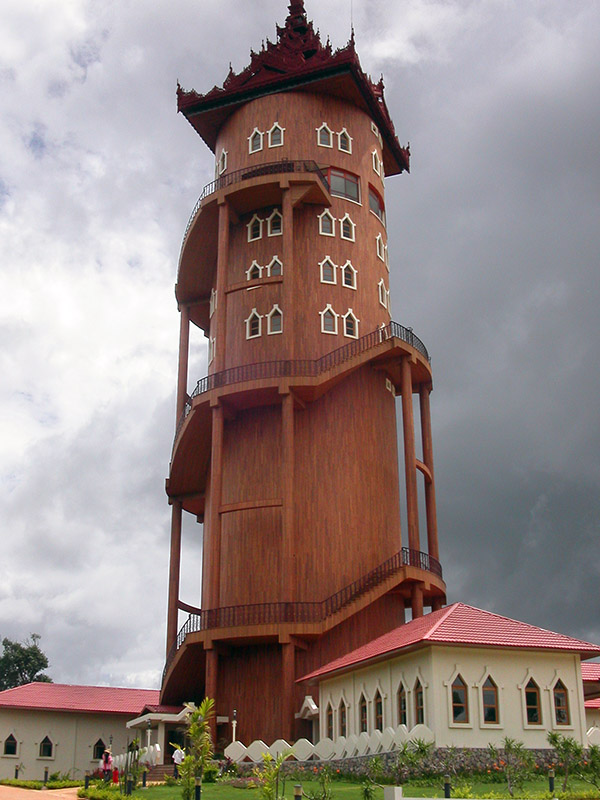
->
xmin=177 ymin=1 xmax=409 ymax=174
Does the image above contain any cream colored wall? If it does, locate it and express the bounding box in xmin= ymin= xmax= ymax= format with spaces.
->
xmin=318 ymin=645 xmax=588 ymax=748
xmin=586 ymin=707 xmax=600 ymax=729
xmin=0 ymin=708 xmax=134 ymax=780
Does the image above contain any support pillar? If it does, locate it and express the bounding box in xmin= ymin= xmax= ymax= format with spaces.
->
xmin=206 ymin=403 xmax=224 ymax=609
xmin=401 ymin=357 xmax=420 ymax=553
xmin=411 ymin=584 xmax=424 ymax=619
xmin=281 ymin=393 xmax=295 ymax=601
xmin=215 ymin=201 xmax=230 ymax=371
xmin=205 ymin=648 xmax=219 ymax=740
xmin=281 ymin=641 xmax=296 ymax=742
xmin=176 ymin=305 xmax=190 ymax=421
xmin=166 ymin=501 xmax=183 ymax=654
xmin=419 ymin=384 xmax=439 ymax=561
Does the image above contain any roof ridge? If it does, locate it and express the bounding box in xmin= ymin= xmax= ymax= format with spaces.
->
xmin=423 ymin=602 xmax=459 ymax=639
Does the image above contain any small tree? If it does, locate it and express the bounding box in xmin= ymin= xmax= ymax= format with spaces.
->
xmin=547 ymin=731 xmax=584 ymax=792
xmin=179 ymin=698 xmax=215 ymax=800
xmin=488 ymin=737 xmax=534 ymax=798
xmin=392 ymin=738 xmax=432 ymax=785
xmin=576 ymin=743 xmax=600 ymax=791
xmin=252 ymin=751 xmax=290 ymax=800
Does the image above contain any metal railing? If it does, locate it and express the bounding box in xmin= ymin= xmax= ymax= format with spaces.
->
xmin=179 ymin=159 xmax=328 ymax=255
xmin=174 ymin=321 xmax=429 ymax=442
xmin=162 ymin=546 xmax=442 ymax=683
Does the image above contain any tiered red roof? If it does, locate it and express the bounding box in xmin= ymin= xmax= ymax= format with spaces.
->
xmin=0 ymin=683 xmax=160 ymax=715
xmin=582 ymin=663 xmax=600 ymax=682
xmin=177 ymin=0 xmax=409 ymax=175
xmin=300 ymin=603 xmax=600 ymax=682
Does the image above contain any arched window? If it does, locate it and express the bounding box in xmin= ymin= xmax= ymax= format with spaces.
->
xmin=319 ymin=210 xmax=335 ymax=237
xmin=328 ymin=168 xmax=360 ymax=203
xmin=319 ymin=257 xmax=336 ymax=284
xmin=553 ymin=680 xmax=570 ymax=725
xmin=338 ymin=699 xmax=347 ymax=737
xmin=376 ymin=233 xmax=385 ymax=261
xmin=482 ymin=676 xmax=499 ymax=724
xmin=249 ymin=128 xmax=263 ymax=153
xmin=39 ymin=736 xmax=53 ymax=758
xmin=247 ymin=261 xmax=262 ymax=280
xmin=397 ymin=684 xmax=407 ymax=726
xmin=374 ymin=690 xmax=383 ymax=731
xmin=208 ymin=336 xmax=216 ymax=364
xmin=320 ymin=304 xmax=338 ymax=334
xmin=369 ymin=187 xmax=386 ymax=225
xmin=248 ymin=214 xmax=263 ymax=241
xmin=343 ymin=309 xmax=359 ymax=339
xmin=4 ymin=734 xmax=17 ymax=756
xmin=378 ymin=279 xmax=388 ymax=308
xmin=317 ymin=123 xmax=333 ymax=148
xmin=267 ymin=209 xmax=283 ymax=237
xmin=451 ymin=674 xmax=469 ymax=723
xmin=326 ymin=702 xmax=334 ymax=739
xmin=525 ymin=678 xmax=542 ymax=724
xmin=209 ymin=287 xmax=217 ymax=316
xmin=414 ymin=679 xmax=424 ymax=725
xmin=341 ymin=261 xmax=357 ymax=289
xmin=218 ymin=149 xmax=227 ymax=175
xmin=245 ymin=309 xmax=262 ymax=339
xmin=340 ymin=214 xmax=355 ymax=241
xmin=359 ymin=693 xmax=368 ymax=733
xmin=267 ymin=256 xmax=282 ymax=277
xmin=268 ymin=123 xmax=285 ymax=148
xmin=372 ymin=149 xmax=382 ymax=176
xmin=267 ymin=305 xmax=283 ymax=334
xmin=93 ymin=739 xmax=106 ymax=760
xmin=338 ymin=128 xmax=352 ymax=153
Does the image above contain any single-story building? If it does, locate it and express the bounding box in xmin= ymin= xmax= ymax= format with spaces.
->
xmin=299 ymin=603 xmax=600 ymax=750
xmin=0 ymin=683 xmax=161 ymax=780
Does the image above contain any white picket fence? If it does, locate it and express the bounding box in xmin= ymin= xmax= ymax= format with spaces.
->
xmin=224 ymin=724 xmax=434 ymax=763
xmin=113 ymin=744 xmax=161 ymax=771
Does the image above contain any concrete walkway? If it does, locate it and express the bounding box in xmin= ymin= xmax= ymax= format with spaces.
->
xmin=0 ymin=788 xmax=80 ymax=800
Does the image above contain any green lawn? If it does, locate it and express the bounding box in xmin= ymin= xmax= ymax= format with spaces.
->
xmin=88 ymin=776 xmax=600 ymax=800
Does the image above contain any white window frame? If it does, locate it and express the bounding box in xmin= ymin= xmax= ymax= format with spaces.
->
xmin=337 ymin=127 xmax=352 ymax=153
xmin=342 ymin=308 xmax=359 ymax=339
xmin=341 ymin=260 xmax=357 ymax=289
xmin=267 ymin=304 xmax=283 ymax=335
xmin=549 ymin=672 xmax=574 ymax=730
xmin=246 ymin=260 xmax=262 ymax=281
xmin=475 ymin=667 xmax=503 ymax=730
xmin=248 ymin=128 xmax=263 ymax=153
xmin=245 ymin=308 xmax=262 ymax=339
xmin=316 ymin=122 xmax=333 ymax=148
xmin=218 ymin=148 xmax=227 ymax=175
xmin=340 ymin=213 xmax=356 ymax=242
xmin=318 ymin=210 xmax=335 ymax=237
xmin=378 ymin=278 xmax=388 ymax=308
xmin=209 ymin=287 xmax=217 ymax=317
xmin=444 ymin=666 xmax=473 ymax=729
xmin=3 ymin=733 xmax=19 ymax=758
xmin=519 ymin=670 xmax=544 ymax=729
xmin=267 ymin=209 xmax=283 ymax=237
xmin=372 ymin=149 xmax=382 ymax=176
xmin=268 ymin=122 xmax=285 ymax=148
xmin=247 ymin=214 xmax=263 ymax=242
xmin=371 ymin=121 xmax=379 ymax=137
xmin=376 ymin=232 xmax=385 ymax=261
xmin=320 ymin=304 xmax=339 ymax=335
xmin=267 ymin=256 xmax=283 ymax=277
xmin=208 ymin=336 xmax=216 ymax=365
xmin=319 ymin=256 xmax=337 ymax=285
xmin=38 ymin=735 xmax=54 ymax=760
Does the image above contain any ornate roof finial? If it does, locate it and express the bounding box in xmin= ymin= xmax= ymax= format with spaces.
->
xmin=286 ymin=0 xmax=308 ymax=34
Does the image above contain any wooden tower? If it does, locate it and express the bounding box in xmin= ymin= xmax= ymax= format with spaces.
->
xmin=162 ymin=1 xmax=446 ymax=744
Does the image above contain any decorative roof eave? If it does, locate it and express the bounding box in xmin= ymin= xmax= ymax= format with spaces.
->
xmin=177 ymin=3 xmax=409 ymax=175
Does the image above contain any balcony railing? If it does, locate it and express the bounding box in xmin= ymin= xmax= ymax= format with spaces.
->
xmin=162 ymin=546 xmax=442 ymax=683
xmin=174 ymin=321 xmax=429 ymax=442
xmin=179 ymin=159 xmax=329 ymax=256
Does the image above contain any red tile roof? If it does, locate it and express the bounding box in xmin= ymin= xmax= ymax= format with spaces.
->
xmin=582 ymin=663 xmax=600 ymax=682
xmin=299 ymin=603 xmax=600 ymax=682
xmin=585 ymin=698 xmax=600 ymax=709
xmin=0 ymin=683 xmax=160 ymax=715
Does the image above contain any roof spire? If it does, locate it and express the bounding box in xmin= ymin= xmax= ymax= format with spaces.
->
xmin=287 ymin=1 xmax=308 ymax=35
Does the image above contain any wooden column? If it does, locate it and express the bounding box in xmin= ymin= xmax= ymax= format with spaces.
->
xmin=166 ymin=500 xmax=182 ymax=654
xmin=281 ymin=188 xmax=294 ymax=359
xmin=281 ymin=393 xmax=295 ymax=601
xmin=411 ymin=584 xmax=424 ymax=619
xmin=205 ymin=647 xmax=219 ymax=740
xmin=281 ymin=640 xmax=296 ymax=741
xmin=176 ymin=305 xmax=190 ymax=421
xmin=419 ymin=384 xmax=439 ymax=561
xmin=215 ymin=200 xmax=230 ymax=371
xmin=400 ymin=357 xmax=420 ymax=552
xmin=207 ymin=402 xmax=224 ymax=608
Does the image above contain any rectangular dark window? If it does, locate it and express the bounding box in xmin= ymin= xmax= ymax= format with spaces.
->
xmin=328 ymin=169 xmax=360 ymax=203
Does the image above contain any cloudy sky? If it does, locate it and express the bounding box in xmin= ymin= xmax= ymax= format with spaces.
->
xmin=1 ymin=0 xmax=599 ymax=690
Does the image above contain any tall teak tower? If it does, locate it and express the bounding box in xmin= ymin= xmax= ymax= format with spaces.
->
xmin=162 ymin=1 xmax=446 ymax=744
